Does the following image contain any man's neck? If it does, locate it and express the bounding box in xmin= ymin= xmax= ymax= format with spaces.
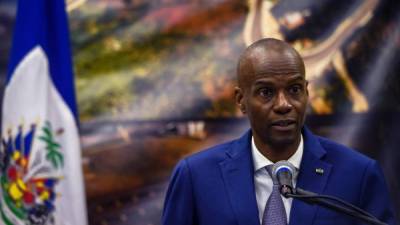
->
xmin=253 ymin=136 xmax=300 ymax=163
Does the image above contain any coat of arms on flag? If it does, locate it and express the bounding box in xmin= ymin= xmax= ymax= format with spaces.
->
xmin=1 ymin=121 xmax=64 ymax=224
xmin=1 ymin=0 xmax=88 ymax=224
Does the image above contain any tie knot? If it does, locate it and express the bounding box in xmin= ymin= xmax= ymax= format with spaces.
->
xmin=266 ymin=165 xmax=278 ymax=185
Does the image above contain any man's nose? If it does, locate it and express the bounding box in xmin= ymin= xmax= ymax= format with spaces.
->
xmin=273 ymin=91 xmax=293 ymax=114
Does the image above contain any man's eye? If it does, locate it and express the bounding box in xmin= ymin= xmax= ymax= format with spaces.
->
xmin=259 ymin=88 xmax=274 ymax=98
xmin=289 ymin=85 xmax=302 ymax=94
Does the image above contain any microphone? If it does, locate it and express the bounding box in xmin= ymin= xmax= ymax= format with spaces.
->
xmin=272 ymin=160 xmax=296 ymax=197
xmin=274 ymin=162 xmax=388 ymax=225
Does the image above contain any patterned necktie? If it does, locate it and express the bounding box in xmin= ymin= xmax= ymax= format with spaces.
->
xmin=261 ymin=165 xmax=287 ymax=225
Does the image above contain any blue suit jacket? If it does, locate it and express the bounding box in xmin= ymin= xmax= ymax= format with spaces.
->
xmin=162 ymin=127 xmax=396 ymax=225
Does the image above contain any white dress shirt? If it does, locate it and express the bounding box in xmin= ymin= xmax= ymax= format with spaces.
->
xmin=251 ymin=135 xmax=304 ymax=224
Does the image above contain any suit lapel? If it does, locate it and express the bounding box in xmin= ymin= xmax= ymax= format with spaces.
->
xmin=289 ymin=127 xmax=332 ymax=225
xmin=220 ymin=131 xmax=260 ymax=225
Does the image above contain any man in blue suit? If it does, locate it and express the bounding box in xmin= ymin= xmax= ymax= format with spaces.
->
xmin=162 ymin=38 xmax=396 ymax=225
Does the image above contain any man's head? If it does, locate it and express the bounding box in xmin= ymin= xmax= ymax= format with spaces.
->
xmin=235 ymin=38 xmax=308 ymax=150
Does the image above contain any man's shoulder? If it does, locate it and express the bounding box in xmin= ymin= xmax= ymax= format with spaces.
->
xmin=315 ymin=135 xmax=374 ymax=165
xmin=184 ymin=139 xmax=236 ymax=165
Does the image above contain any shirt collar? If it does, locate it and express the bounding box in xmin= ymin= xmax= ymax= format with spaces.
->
xmin=251 ymin=134 xmax=304 ymax=172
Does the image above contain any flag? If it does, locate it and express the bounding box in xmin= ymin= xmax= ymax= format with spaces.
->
xmin=0 ymin=0 xmax=88 ymax=224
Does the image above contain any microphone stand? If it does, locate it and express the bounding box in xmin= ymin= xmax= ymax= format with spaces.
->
xmin=283 ymin=187 xmax=387 ymax=225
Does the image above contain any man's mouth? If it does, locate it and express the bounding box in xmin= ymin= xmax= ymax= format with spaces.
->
xmin=271 ymin=119 xmax=296 ymax=126
xmin=270 ymin=119 xmax=296 ymax=131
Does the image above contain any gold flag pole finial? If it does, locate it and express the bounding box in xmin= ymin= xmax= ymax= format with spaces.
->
xmin=66 ymin=0 xmax=87 ymax=12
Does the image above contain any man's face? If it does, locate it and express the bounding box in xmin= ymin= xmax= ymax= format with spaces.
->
xmin=236 ymin=51 xmax=308 ymax=147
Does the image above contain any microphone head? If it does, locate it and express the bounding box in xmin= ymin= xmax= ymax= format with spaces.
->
xmin=272 ymin=161 xmax=296 ymax=197
xmin=272 ymin=160 xmax=296 ymax=177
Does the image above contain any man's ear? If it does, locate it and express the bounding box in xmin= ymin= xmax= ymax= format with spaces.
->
xmin=235 ymin=86 xmax=246 ymax=114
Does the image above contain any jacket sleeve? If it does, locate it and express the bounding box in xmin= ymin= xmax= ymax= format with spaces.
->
xmin=162 ymin=159 xmax=196 ymax=225
xmin=359 ymin=160 xmax=397 ymax=225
